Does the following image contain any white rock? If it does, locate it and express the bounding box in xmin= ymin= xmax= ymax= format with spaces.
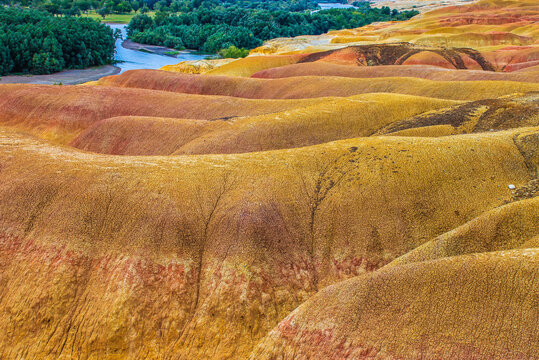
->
xmin=508 ymin=184 xmax=516 ymax=190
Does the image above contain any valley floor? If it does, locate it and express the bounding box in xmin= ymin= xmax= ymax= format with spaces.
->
xmin=0 ymin=65 xmax=120 ymax=85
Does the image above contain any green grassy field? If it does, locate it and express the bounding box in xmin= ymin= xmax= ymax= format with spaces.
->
xmin=82 ymin=10 xmax=155 ymax=24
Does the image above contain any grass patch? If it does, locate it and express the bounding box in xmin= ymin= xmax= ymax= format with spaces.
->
xmin=82 ymin=11 xmax=155 ymax=24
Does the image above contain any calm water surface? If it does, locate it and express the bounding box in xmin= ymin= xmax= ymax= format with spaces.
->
xmin=108 ymin=24 xmax=208 ymax=73
xmin=317 ymin=2 xmax=356 ymax=10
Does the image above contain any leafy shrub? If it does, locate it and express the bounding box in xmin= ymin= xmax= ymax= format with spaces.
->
xmin=218 ymin=46 xmax=249 ymax=58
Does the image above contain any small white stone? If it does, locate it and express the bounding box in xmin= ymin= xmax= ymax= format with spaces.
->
xmin=508 ymin=184 xmax=516 ymax=190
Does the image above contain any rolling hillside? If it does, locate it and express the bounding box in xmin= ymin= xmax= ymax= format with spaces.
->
xmin=0 ymin=124 xmax=536 ymax=358
xmin=95 ymin=69 xmax=539 ymax=100
xmin=0 ymin=0 xmax=537 ymax=358
xmin=250 ymin=249 xmax=539 ymax=359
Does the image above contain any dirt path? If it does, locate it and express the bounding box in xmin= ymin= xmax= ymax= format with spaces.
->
xmin=0 ymin=65 xmax=120 ymax=85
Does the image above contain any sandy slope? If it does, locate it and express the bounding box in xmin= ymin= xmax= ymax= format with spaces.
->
xmin=95 ymin=69 xmax=539 ymax=100
xmin=0 ymin=127 xmax=536 ymax=358
xmin=250 ymin=249 xmax=539 ymax=359
xmin=0 ymin=0 xmax=538 ymax=358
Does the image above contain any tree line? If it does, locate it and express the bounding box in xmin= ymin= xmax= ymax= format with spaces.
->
xmin=126 ymin=2 xmax=418 ymax=53
xmin=0 ymin=8 xmax=115 ymax=75
xmin=0 ymin=0 xmax=319 ymax=17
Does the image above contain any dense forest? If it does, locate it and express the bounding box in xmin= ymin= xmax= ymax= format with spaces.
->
xmin=127 ymin=2 xmax=419 ymax=53
xmin=0 ymin=0 xmax=417 ymax=73
xmin=1 ymin=0 xmax=320 ymax=16
xmin=0 ymin=8 xmax=115 ymax=75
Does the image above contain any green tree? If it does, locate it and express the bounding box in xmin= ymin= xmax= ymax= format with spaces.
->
xmin=0 ymin=7 xmax=115 ymax=75
xmin=115 ymin=0 xmax=132 ymax=13
xmin=0 ymin=38 xmax=14 ymax=75
xmin=98 ymin=6 xmax=111 ymax=18
xmin=124 ymin=1 xmax=416 ymax=54
xmin=31 ymin=52 xmax=62 ymax=74
xmin=218 ymin=45 xmax=249 ymax=58
xmin=128 ymin=13 xmax=154 ymax=34
xmin=76 ymin=0 xmax=91 ymax=12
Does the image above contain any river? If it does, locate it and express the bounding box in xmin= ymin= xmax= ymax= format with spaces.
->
xmin=0 ymin=24 xmax=207 ymax=84
xmin=108 ymin=24 xmax=208 ymax=73
xmin=317 ymin=2 xmax=356 ymax=10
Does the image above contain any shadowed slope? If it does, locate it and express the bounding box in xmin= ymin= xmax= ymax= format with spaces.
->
xmin=1 ymin=127 xmax=536 ymax=359
xmin=70 ymin=94 xmax=458 ymax=155
xmin=252 ymin=62 xmax=539 ymax=82
xmin=388 ymin=196 xmax=539 ymax=268
xmin=250 ymin=249 xmax=539 ymax=360
xmin=295 ymin=43 xmax=498 ymax=70
xmin=69 ymin=116 xmax=228 ymax=155
xmin=375 ymin=92 xmax=539 ymax=137
xmin=0 ymin=84 xmax=331 ymax=144
xmin=288 ymin=43 xmax=539 ymax=72
xmin=94 ymin=70 xmax=539 ymax=100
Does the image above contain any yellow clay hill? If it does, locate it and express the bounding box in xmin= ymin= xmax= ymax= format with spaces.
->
xmin=0 ymin=0 xmax=537 ymax=359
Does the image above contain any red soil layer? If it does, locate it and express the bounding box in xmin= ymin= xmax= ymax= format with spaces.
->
xmin=435 ymin=12 xmax=539 ymax=26
xmin=250 ymin=249 xmax=539 ymax=360
xmin=95 ymin=69 xmax=539 ymax=101
xmin=292 ymin=43 xmax=539 ymax=71
xmin=504 ymin=60 xmax=539 ymax=72
xmin=0 ymin=233 xmax=315 ymax=359
xmin=296 ymin=43 xmax=501 ymax=70
xmin=69 ymin=94 xmax=456 ymax=155
xmin=0 ymin=84 xmax=326 ymax=143
xmin=252 ymin=62 xmax=539 ymax=82
xmin=426 ymin=0 xmax=538 ymax=21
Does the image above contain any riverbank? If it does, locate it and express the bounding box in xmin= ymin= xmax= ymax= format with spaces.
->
xmin=122 ymin=39 xmax=211 ymax=58
xmin=0 ymin=65 xmax=120 ymax=85
xmin=123 ymin=39 xmax=183 ymax=57
xmin=0 ymin=23 xmax=208 ymax=84
xmin=109 ymin=23 xmax=208 ymax=72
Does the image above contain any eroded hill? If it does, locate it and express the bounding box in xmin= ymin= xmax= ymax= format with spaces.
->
xmin=1 ymin=126 xmax=537 ymax=359
xmin=94 ymin=69 xmax=539 ymax=100
xmin=250 ymin=249 xmax=539 ymax=359
xmin=0 ymin=0 xmax=537 ymax=359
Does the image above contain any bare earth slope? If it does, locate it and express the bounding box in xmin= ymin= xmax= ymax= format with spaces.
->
xmin=0 ymin=0 xmax=538 ymax=358
xmin=250 ymin=0 xmax=539 ymax=62
xmin=69 ymin=116 xmax=227 ymax=155
xmin=70 ymin=94 xmax=458 ymax=155
xmin=0 ymin=84 xmax=330 ymax=143
xmin=375 ymin=92 xmax=539 ymax=137
xmin=1 ymin=127 xmax=537 ymax=359
xmin=252 ymin=62 xmax=539 ymax=82
xmin=389 ymin=196 xmax=539 ymax=267
xmin=250 ymin=249 xmax=539 ymax=360
xmin=95 ymin=69 xmax=539 ymax=100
